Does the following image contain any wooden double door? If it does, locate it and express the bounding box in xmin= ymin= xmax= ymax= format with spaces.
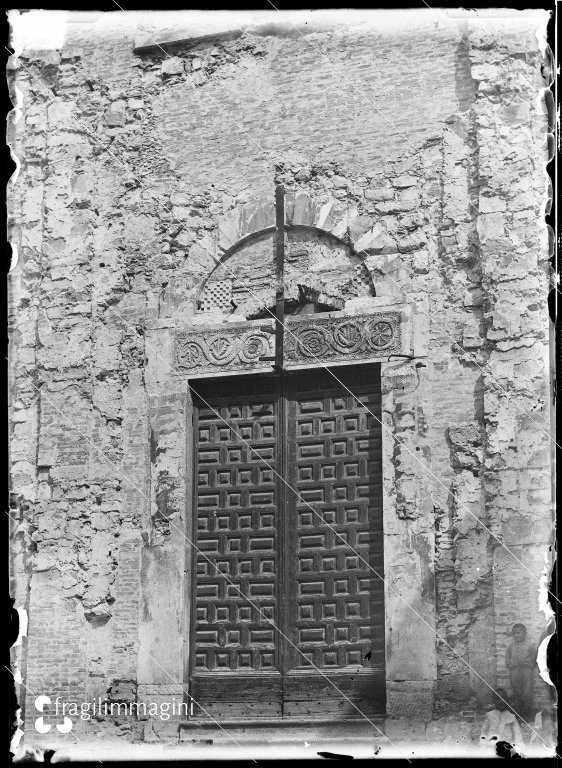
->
xmin=189 ymin=364 xmax=385 ymax=720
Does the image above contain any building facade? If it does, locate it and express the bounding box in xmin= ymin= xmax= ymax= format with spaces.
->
xmin=8 ymin=9 xmax=555 ymax=753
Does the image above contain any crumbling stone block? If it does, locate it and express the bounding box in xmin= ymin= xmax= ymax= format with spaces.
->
xmin=104 ymin=104 xmax=126 ymax=127
xmin=161 ymin=56 xmax=184 ymax=76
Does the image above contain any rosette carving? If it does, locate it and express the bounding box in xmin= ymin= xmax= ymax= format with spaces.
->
xmin=206 ymin=335 xmax=237 ymax=365
xmin=239 ymin=333 xmax=270 ymax=363
xmin=176 ymin=340 xmax=204 ymax=369
xmin=365 ymin=319 xmax=395 ymax=350
xmin=297 ymin=327 xmax=330 ymax=358
xmin=332 ymin=321 xmax=363 ymax=353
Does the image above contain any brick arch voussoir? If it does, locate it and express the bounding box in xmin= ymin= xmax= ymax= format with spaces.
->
xmin=197 ymin=193 xmax=382 ymax=299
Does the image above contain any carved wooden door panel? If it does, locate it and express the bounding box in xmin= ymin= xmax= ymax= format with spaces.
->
xmin=189 ymin=365 xmax=384 ymax=720
xmin=283 ymin=366 xmax=385 ymax=718
xmin=190 ymin=376 xmax=283 ymax=719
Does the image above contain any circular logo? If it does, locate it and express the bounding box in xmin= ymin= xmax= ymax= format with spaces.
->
xmin=365 ymin=320 xmax=395 ymax=350
xmin=206 ymin=334 xmax=237 ymax=365
xmin=240 ymin=333 xmax=270 ymax=363
xmin=176 ymin=340 xmax=204 ymax=369
xmin=333 ymin=321 xmax=362 ymax=353
xmin=297 ymin=327 xmax=330 ymax=358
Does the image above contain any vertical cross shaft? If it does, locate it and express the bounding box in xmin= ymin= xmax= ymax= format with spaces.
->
xmin=274 ymin=184 xmax=285 ymax=371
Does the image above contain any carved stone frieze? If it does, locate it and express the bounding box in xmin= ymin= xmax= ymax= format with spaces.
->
xmin=284 ymin=312 xmax=401 ymax=366
xmin=173 ymin=309 xmax=405 ymax=377
xmin=175 ymin=325 xmax=275 ymax=374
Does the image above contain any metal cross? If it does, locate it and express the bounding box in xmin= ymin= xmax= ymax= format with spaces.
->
xmin=260 ymin=182 xmax=286 ymax=372
xmin=274 ymin=183 xmax=285 ymax=372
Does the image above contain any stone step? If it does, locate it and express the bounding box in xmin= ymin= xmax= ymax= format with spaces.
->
xmin=179 ymin=717 xmax=386 ymax=743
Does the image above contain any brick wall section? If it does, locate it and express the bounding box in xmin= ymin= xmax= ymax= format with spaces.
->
xmin=25 ymin=571 xmax=88 ymax=730
xmin=50 ymin=13 xmax=472 ymax=197
xmin=108 ymin=540 xmax=141 ymax=679
xmin=151 ymin=23 xmax=465 ymax=192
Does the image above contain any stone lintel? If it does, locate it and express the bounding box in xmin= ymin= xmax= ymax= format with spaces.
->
xmin=171 ymin=304 xmax=417 ymax=379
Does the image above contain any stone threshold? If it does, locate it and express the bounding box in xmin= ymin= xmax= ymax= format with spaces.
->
xmin=178 ymin=717 xmax=386 ymax=743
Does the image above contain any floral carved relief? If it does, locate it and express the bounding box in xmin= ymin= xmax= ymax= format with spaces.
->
xmin=174 ymin=311 xmax=403 ymax=376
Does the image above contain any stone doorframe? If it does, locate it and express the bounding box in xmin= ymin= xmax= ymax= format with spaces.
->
xmin=137 ymin=195 xmax=437 ymax=723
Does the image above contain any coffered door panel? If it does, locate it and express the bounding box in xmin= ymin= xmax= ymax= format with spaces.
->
xmin=190 ymin=376 xmax=283 ymax=718
xmin=284 ymin=365 xmax=385 ymax=717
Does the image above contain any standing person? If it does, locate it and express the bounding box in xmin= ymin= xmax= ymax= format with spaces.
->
xmin=505 ymin=623 xmax=536 ymax=721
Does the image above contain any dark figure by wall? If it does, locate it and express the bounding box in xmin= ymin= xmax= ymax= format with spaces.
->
xmin=505 ymin=623 xmax=536 ymax=722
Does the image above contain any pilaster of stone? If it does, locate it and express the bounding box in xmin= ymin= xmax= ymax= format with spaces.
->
xmin=138 ymin=389 xmax=188 ymax=701
xmin=382 ymin=360 xmax=436 ymax=720
xmin=103 ymin=372 xmax=149 ymax=709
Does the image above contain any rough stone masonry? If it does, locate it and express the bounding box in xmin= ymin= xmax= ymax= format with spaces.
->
xmin=8 ymin=9 xmax=555 ymax=753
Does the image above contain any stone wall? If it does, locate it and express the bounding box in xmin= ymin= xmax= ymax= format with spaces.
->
xmin=8 ymin=9 xmax=553 ymax=748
